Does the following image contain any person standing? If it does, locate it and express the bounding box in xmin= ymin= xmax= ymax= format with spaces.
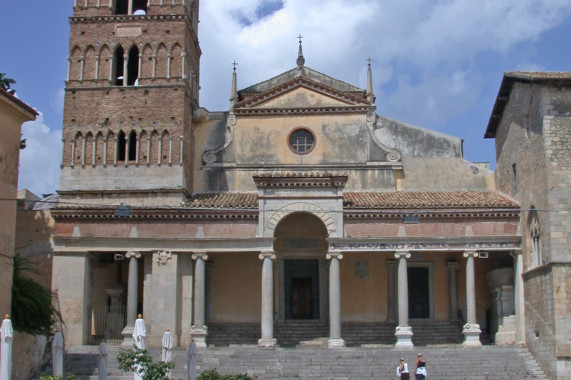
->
xmin=396 ymin=357 xmax=410 ymax=379
xmin=415 ymin=353 xmax=427 ymax=380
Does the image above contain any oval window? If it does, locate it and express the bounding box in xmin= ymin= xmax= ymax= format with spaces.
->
xmin=288 ymin=128 xmax=315 ymax=154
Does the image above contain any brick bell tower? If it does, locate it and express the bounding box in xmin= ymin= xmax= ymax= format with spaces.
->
xmin=59 ymin=0 xmax=200 ymax=206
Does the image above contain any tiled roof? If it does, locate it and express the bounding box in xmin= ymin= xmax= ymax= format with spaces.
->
xmin=343 ymin=191 xmax=519 ymax=209
xmin=504 ymin=71 xmax=571 ymax=81
xmin=0 ymin=88 xmax=38 ymax=116
xmin=185 ymin=193 xmax=258 ymax=208
xmin=182 ymin=191 xmax=518 ymax=209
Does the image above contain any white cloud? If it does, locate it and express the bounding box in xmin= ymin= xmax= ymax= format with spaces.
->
xmin=18 ymin=112 xmax=62 ymax=197
xmin=199 ymin=0 xmax=571 ymax=130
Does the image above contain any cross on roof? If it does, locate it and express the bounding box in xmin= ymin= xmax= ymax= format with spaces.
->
xmin=367 ymin=57 xmax=372 ymax=65
xmin=232 ymin=61 xmax=238 ymax=71
xmin=297 ymin=34 xmax=303 ymax=44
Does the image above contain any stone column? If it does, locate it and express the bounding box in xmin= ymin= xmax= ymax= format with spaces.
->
xmin=394 ymin=251 xmax=413 ymax=348
xmin=258 ymin=251 xmax=277 ymax=347
xmin=191 ymin=253 xmax=208 ymax=347
xmin=386 ymin=260 xmax=397 ymax=323
xmin=447 ymin=261 xmax=459 ymax=321
xmin=462 ymin=250 xmax=482 ymax=347
xmin=513 ymin=251 xmax=526 ymax=344
xmin=121 ymin=251 xmax=141 ymax=348
xmin=327 ymin=251 xmax=345 ymax=348
xmin=123 ymin=54 xmax=129 ymax=86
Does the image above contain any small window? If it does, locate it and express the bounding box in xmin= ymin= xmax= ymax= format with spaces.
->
xmin=288 ymin=128 xmax=315 ymax=154
xmin=529 ymin=210 xmax=542 ymax=267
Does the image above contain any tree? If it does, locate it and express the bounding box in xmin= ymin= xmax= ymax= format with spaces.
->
xmin=0 ymin=72 xmax=16 ymax=94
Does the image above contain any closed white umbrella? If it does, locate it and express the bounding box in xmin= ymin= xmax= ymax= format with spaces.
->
xmin=52 ymin=331 xmax=64 ymax=376
xmin=98 ymin=342 xmax=108 ymax=380
xmin=0 ymin=315 xmax=13 ymax=380
xmin=187 ymin=340 xmax=197 ymax=380
xmin=132 ymin=315 xmax=146 ymax=380
xmin=161 ymin=330 xmax=173 ymax=378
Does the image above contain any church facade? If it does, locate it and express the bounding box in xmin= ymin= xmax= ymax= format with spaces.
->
xmin=52 ymin=0 xmax=529 ymax=357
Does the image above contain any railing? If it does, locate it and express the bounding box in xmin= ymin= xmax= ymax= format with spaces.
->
xmin=87 ymin=304 xmax=126 ymax=346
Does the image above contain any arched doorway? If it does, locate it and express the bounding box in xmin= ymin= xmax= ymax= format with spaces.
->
xmin=274 ymin=212 xmax=328 ymax=322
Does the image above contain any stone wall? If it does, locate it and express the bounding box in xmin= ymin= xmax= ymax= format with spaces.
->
xmin=493 ymin=80 xmax=571 ymax=379
xmin=11 ymin=332 xmax=48 ymax=380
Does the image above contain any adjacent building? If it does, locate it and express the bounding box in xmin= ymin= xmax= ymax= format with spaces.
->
xmin=0 ymin=88 xmax=37 ymax=317
xmin=485 ymin=72 xmax=571 ymax=379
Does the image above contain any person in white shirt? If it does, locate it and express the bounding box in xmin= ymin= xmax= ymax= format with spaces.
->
xmin=397 ymin=357 xmax=410 ymax=379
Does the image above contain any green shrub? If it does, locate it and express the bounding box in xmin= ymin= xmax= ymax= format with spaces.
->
xmin=39 ymin=375 xmax=77 ymax=380
xmin=117 ymin=346 xmax=174 ymax=380
xmin=11 ymin=255 xmax=60 ymax=334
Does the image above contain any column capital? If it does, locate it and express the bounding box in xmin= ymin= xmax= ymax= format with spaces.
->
xmin=394 ymin=250 xmax=411 ymax=259
xmin=509 ymin=249 xmax=523 ymax=258
xmin=125 ymin=251 xmax=142 ymax=259
xmin=446 ymin=260 xmax=458 ymax=269
xmin=463 ymin=250 xmax=479 ymax=258
xmin=192 ymin=253 xmax=209 ymax=261
xmin=326 ymin=251 xmax=343 ymax=260
xmin=259 ymin=251 xmax=276 ymax=260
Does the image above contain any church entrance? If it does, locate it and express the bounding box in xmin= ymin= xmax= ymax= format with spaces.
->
xmin=408 ymin=266 xmax=430 ymax=319
xmin=285 ymin=259 xmax=320 ymax=320
xmin=274 ymin=212 xmax=328 ymax=322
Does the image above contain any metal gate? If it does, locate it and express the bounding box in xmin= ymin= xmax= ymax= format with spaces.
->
xmin=88 ymin=304 xmax=126 ymax=346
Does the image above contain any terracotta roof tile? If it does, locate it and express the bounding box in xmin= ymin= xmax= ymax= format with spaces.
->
xmin=185 ymin=193 xmax=258 ymax=208
xmin=182 ymin=191 xmax=518 ymax=210
xmin=504 ymin=71 xmax=571 ymax=81
xmin=343 ymin=191 xmax=519 ymax=209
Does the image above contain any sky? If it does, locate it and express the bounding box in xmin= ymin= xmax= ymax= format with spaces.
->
xmin=2 ymin=0 xmax=571 ymax=197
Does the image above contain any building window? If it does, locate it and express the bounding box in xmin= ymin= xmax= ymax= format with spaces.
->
xmin=511 ymin=163 xmax=517 ymax=195
xmin=529 ymin=210 xmax=542 ymax=268
xmin=288 ymin=128 xmax=315 ymax=154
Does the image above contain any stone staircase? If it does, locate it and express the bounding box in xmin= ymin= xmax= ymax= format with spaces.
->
xmin=208 ymin=321 xmax=465 ymax=347
xmin=43 ymin=345 xmax=548 ymax=380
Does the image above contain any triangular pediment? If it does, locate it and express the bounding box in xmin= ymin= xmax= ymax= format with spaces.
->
xmin=235 ymin=76 xmax=370 ymax=112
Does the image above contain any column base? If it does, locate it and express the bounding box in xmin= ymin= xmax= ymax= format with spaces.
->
xmin=191 ymin=326 xmax=208 ymax=347
xmin=258 ymin=337 xmax=277 ymax=348
xmin=462 ymin=323 xmax=482 ymax=347
xmin=395 ymin=326 xmax=414 ymax=348
xmin=327 ymin=338 xmax=345 ymax=348
xmin=121 ymin=324 xmax=135 ymax=349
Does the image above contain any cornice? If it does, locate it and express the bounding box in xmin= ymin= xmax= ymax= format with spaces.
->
xmin=51 ymin=207 xmax=258 ymax=221
xmin=233 ymin=106 xmax=370 ymax=116
xmin=253 ymin=173 xmax=349 ymax=189
xmin=344 ymin=208 xmax=520 ymax=220
xmin=235 ymin=75 xmax=371 ymax=109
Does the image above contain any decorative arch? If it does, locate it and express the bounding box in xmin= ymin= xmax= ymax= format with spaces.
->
xmin=98 ymin=45 xmax=111 ymax=82
xmin=84 ymin=45 xmax=96 ymax=81
xmin=69 ymin=46 xmax=82 ymax=81
xmin=170 ymin=43 xmax=182 ymax=78
xmin=106 ymin=130 xmax=115 ymax=164
xmin=95 ymin=132 xmax=104 ymax=165
xmin=155 ymin=43 xmax=168 ymax=79
xmin=139 ymin=130 xmax=148 ymax=162
xmin=85 ymin=132 xmax=94 ymax=166
xmin=141 ymin=44 xmax=154 ymax=79
xmin=149 ymin=130 xmax=159 ymax=164
xmin=265 ymin=202 xmax=337 ymax=237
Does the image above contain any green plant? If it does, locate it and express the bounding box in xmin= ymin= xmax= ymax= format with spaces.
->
xmin=197 ymin=369 xmax=255 ymax=380
xmin=39 ymin=375 xmax=77 ymax=380
xmin=117 ymin=346 xmax=174 ymax=380
xmin=11 ymin=255 xmax=60 ymax=334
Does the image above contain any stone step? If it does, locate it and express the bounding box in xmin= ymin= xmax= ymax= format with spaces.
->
xmin=49 ymin=345 xmax=548 ymax=380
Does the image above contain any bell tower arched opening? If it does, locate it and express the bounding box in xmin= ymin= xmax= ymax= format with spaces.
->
xmin=274 ymin=212 xmax=328 ymax=322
